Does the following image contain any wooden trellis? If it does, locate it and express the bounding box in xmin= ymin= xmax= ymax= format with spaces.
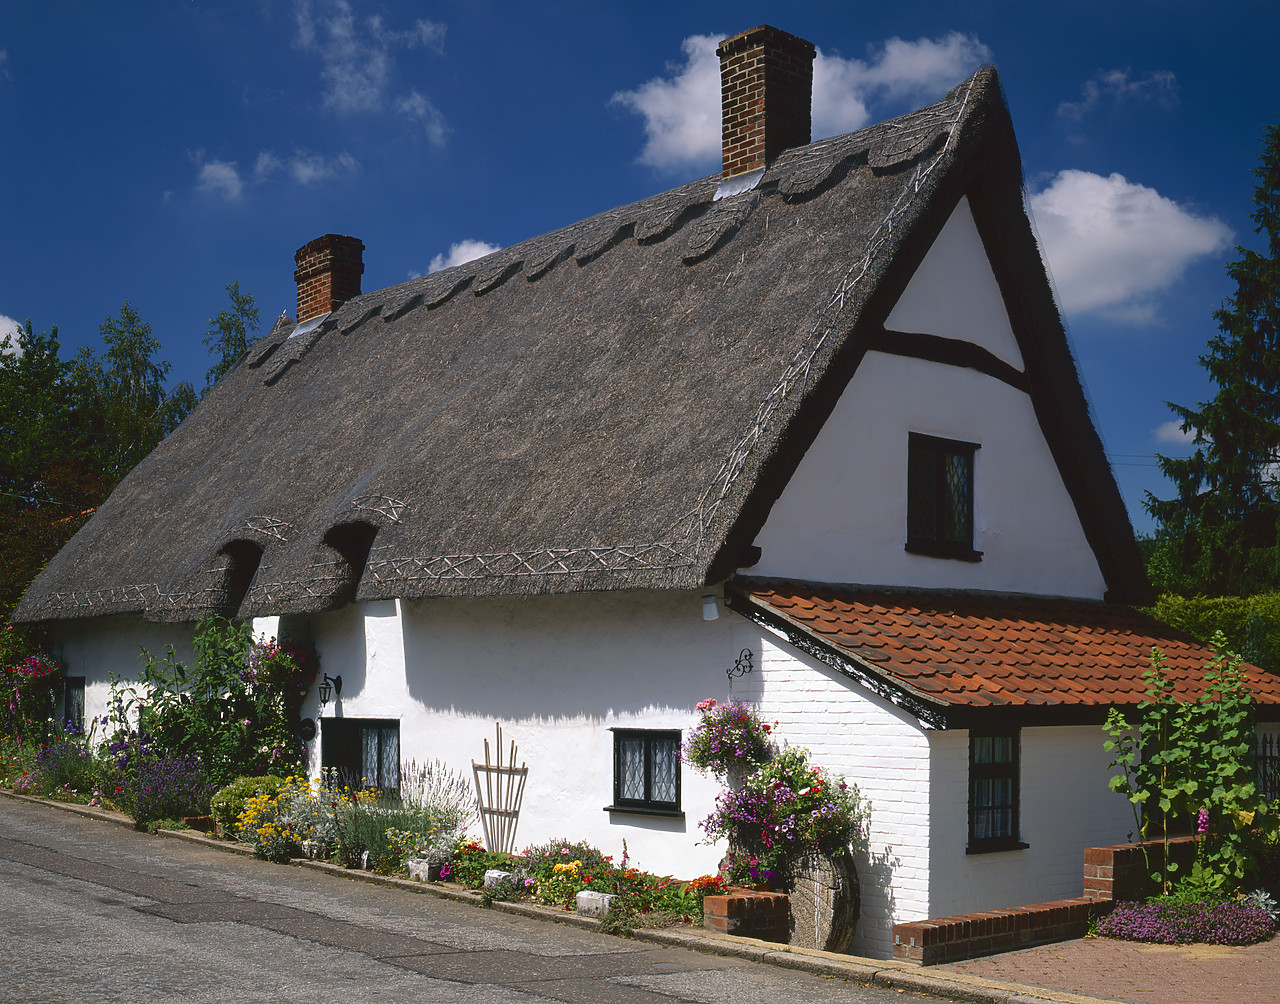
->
xmin=472 ymin=723 xmax=529 ymax=854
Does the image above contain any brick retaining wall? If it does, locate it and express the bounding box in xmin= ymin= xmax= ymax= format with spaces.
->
xmin=891 ymin=898 xmax=1098 ymax=966
xmin=702 ymin=890 xmax=790 ymax=942
xmin=1083 ymin=836 xmax=1198 ymax=901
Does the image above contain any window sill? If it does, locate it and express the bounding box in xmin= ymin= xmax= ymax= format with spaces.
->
xmin=966 ymin=839 xmax=1030 ymax=855
xmin=905 ymin=541 xmax=983 ymax=562
xmin=603 ymin=804 xmax=685 ymax=820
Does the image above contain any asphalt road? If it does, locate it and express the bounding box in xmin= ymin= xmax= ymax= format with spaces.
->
xmin=0 ymin=798 xmax=934 ymax=1004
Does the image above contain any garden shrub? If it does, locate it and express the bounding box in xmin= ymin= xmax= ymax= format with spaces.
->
xmin=210 ymin=775 xmax=288 ymax=836
xmin=1098 ymin=899 xmax=1275 ymax=945
xmin=116 ymin=618 xmax=317 ymax=789
xmin=1105 ymin=638 xmax=1268 ymax=893
xmin=237 ymin=776 xmax=308 ymax=862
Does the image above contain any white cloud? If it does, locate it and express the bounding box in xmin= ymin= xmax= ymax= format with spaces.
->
xmin=426 ymin=239 xmax=500 ymax=275
xmin=1059 ymin=69 xmax=1178 ymax=121
xmin=288 ymin=150 xmax=359 ymax=184
xmin=397 ymin=90 xmax=448 ymax=145
xmin=196 ymin=158 xmax=244 ymax=200
xmin=254 ymin=151 xmax=283 ymax=182
xmin=293 ymin=0 xmax=447 ymax=131
xmin=611 ymin=33 xmax=723 ymax=171
xmin=1028 ymin=170 xmax=1233 ymax=323
xmin=1155 ymin=419 xmax=1197 ymax=445
xmin=197 ymin=148 xmax=355 ymax=197
xmin=0 ymin=314 xmax=22 ymax=356
xmin=611 ymin=31 xmax=990 ymax=172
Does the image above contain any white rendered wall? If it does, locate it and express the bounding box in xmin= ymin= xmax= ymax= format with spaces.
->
xmin=924 ymin=725 xmax=1134 ymax=919
xmin=750 ymin=351 xmax=1107 ymax=598
xmin=53 ymin=615 xmax=197 ymax=733
xmin=883 ymin=197 xmax=1025 ymax=370
xmin=730 ymin=630 xmax=932 ymax=959
xmin=304 ymin=590 xmax=752 ymax=881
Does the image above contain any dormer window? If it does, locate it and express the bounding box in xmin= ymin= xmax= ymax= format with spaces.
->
xmin=906 ymin=433 xmax=982 ymax=562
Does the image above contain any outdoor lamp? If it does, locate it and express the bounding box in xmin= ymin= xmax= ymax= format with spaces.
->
xmin=318 ymin=673 xmax=343 ymax=707
xmin=702 ymin=594 xmax=719 ymax=621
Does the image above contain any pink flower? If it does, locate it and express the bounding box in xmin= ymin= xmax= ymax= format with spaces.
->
xmin=696 ymin=698 xmax=718 ymax=712
xmin=1197 ymin=808 xmax=1210 ymax=834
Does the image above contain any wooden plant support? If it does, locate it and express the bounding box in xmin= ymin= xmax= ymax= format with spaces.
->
xmin=472 ymin=722 xmax=529 ymax=854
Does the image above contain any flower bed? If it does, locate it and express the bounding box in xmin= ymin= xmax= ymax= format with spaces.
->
xmin=1098 ymin=898 xmax=1275 ymax=945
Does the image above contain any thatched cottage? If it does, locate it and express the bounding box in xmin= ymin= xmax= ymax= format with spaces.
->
xmin=18 ymin=26 xmax=1280 ymax=957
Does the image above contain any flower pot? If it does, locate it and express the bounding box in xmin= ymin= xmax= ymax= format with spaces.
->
xmin=405 ymin=858 xmax=446 ymax=882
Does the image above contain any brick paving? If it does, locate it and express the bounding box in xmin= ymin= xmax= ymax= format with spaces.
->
xmin=938 ymin=934 xmax=1280 ymax=1004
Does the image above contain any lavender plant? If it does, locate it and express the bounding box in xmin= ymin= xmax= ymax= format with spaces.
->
xmin=131 ymin=752 xmax=217 ymax=825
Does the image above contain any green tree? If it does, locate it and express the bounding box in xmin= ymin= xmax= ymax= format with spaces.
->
xmin=0 ymin=304 xmax=194 ymax=618
xmin=1147 ymin=123 xmax=1280 ymax=596
xmin=75 ymin=300 xmax=196 ymax=479
xmin=0 ymin=321 xmax=107 ymax=619
xmin=202 ymin=281 xmax=260 ymax=394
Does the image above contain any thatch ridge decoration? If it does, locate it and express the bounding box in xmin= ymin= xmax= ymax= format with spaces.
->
xmin=243 ymin=516 xmax=292 ymax=541
xmin=342 ymin=495 xmax=409 ymax=523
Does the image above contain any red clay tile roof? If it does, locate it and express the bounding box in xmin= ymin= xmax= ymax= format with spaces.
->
xmin=736 ymin=583 xmax=1280 ymax=714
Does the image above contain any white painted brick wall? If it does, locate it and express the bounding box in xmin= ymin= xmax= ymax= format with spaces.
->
xmin=925 ymin=725 xmax=1134 ymax=918
xmin=738 ymin=632 xmax=932 ymax=959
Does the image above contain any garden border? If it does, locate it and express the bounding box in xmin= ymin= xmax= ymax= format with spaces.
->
xmin=1 ymin=788 xmax=1114 ymax=1004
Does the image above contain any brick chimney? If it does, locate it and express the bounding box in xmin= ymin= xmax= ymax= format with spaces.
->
xmin=716 ymin=26 xmax=816 ymax=180
xmin=294 ymin=234 xmax=365 ymax=323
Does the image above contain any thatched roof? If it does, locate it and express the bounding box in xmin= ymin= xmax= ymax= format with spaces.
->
xmin=16 ymin=68 xmax=1150 ymax=625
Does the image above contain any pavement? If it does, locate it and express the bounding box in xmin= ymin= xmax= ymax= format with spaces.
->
xmin=6 ymin=790 xmax=1272 ymax=1004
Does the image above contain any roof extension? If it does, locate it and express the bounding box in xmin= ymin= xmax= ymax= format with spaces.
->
xmin=16 ymin=67 xmax=1147 ymax=625
xmin=732 ymin=582 xmax=1280 ymax=728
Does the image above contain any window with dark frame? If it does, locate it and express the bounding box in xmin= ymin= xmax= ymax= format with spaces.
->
xmin=608 ymin=729 xmax=682 ymax=816
xmin=63 ymin=676 xmax=85 ymax=733
xmin=967 ymin=730 xmax=1027 ymax=853
xmin=321 ymin=718 xmax=400 ymax=793
xmin=906 ymin=433 xmax=981 ymax=561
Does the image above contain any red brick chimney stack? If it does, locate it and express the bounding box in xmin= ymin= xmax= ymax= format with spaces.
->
xmin=294 ymin=234 xmax=365 ymax=323
xmin=716 ymin=26 xmax=816 ymax=180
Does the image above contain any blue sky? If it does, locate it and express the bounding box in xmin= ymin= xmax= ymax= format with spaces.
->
xmin=3 ymin=1 xmax=1278 ymax=535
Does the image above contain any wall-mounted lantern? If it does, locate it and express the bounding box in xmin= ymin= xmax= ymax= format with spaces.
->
xmin=318 ymin=673 xmax=343 ymax=707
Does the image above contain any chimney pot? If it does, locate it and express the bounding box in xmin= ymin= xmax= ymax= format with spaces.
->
xmin=294 ymin=234 xmax=365 ymax=323
xmin=716 ymin=26 xmax=816 ymax=180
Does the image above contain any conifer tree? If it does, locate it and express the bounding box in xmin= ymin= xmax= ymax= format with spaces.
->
xmin=1147 ymin=124 xmax=1280 ymax=595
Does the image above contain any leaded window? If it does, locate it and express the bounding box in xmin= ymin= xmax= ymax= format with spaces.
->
xmin=906 ymin=433 xmax=981 ymax=561
xmin=968 ymin=730 xmax=1026 ymax=853
xmin=610 ymin=729 xmax=681 ymax=814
